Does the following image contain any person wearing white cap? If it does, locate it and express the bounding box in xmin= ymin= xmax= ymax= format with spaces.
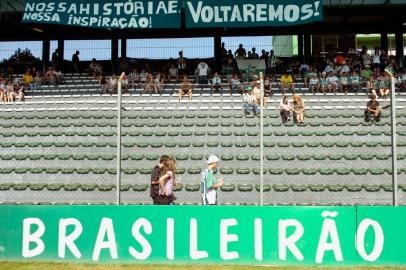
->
xmin=201 ymin=155 xmax=224 ymax=205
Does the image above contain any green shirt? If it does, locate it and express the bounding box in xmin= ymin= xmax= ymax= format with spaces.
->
xmin=201 ymin=168 xmax=216 ymax=189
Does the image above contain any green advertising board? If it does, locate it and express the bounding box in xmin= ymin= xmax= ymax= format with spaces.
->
xmin=22 ymin=0 xmax=182 ymax=29
xmin=185 ymin=0 xmax=323 ymax=28
xmin=0 ymin=206 xmax=405 ymax=266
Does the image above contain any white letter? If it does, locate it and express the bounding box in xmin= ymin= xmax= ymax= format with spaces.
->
xmin=284 ymin=5 xmax=300 ymax=23
xmin=22 ymin=218 xmax=45 ymax=258
xmin=278 ymin=219 xmax=304 ymax=261
xmin=129 ymin=218 xmax=152 ymax=260
xmin=220 ymin=219 xmax=239 ymax=260
xmin=92 ymin=218 xmax=117 ymax=261
xmin=356 ymin=218 xmax=384 ymax=262
xmin=187 ymin=1 xmax=203 ymax=23
xmin=58 ymin=218 xmax=83 ymax=259
xmin=190 ymin=218 xmax=208 ymax=260
xmin=316 ymin=211 xmax=343 ymax=264
xmin=167 ymin=218 xmax=174 ymax=260
xmin=254 ymin=218 xmax=263 ymax=261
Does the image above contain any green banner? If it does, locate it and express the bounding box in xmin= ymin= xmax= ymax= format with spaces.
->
xmin=22 ymin=0 xmax=181 ymax=29
xmin=0 ymin=206 xmax=405 ymax=266
xmin=185 ymin=0 xmax=323 ymax=28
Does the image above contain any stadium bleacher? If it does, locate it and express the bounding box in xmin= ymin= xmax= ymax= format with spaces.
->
xmin=0 ymin=73 xmax=405 ymax=206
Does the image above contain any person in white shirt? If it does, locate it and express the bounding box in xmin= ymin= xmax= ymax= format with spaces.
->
xmin=168 ymin=64 xmax=179 ymax=81
xmin=109 ymin=74 xmax=118 ymax=93
xmin=323 ymin=62 xmax=334 ymax=74
xmin=308 ymin=74 xmax=320 ymax=93
xmin=211 ymin=72 xmax=222 ymax=92
xmin=339 ymin=72 xmax=349 ymax=93
xmin=326 ymin=72 xmax=339 ymax=93
xmin=279 ymin=96 xmax=292 ymax=124
xmin=129 ymin=68 xmax=139 ymax=89
xmin=196 ymin=62 xmax=209 ymax=86
xmin=242 ymin=86 xmax=259 ymax=116
xmin=372 ymin=49 xmax=381 ymax=74
xmin=230 ymin=74 xmax=241 ymax=93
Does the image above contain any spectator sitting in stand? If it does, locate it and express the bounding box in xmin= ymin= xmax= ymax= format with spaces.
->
xmin=9 ymin=80 xmax=24 ymax=102
xmin=168 ymin=64 xmax=179 ymax=82
xmin=129 ymin=68 xmax=140 ymax=89
xmin=308 ymin=73 xmax=320 ymax=93
xmin=179 ymin=75 xmax=192 ymax=102
xmin=155 ymin=73 xmax=165 ymax=93
xmin=139 ymin=69 xmax=148 ymax=85
xmin=292 ymin=95 xmax=305 ymax=124
xmin=319 ymin=72 xmax=328 ymax=93
xmin=230 ymin=74 xmax=242 ymax=94
xmin=251 ymin=47 xmax=259 ymax=59
xmin=339 ymin=71 xmax=350 ymax=93
xmin=323 ymin=62 xmax=335 ymax=74
xmin=99 ymin=75 xmax=109 ymax=94
xmin=279 ymin=95 xmax=292 ymax=124
xmin=242 ymin=86 xmax=259 ymax=116
xmin=398 ymin=69 xmax=406 ymax=91
xmin=44 ymin=67 xmax=57 ymax=86
xmin=376 ymin=73 xmax=390 ymax=99
xmin=145 ymin=73 xmax=157 ymax=94
xmin=22 ymin=69 xmax=33 ymax=90
xmin=121 ymin=73 xmax=129 ymax=93
xmin=280 ymin=71 xmax=295 ymax=95
xmin=222 ymin=58 xmax=234 ymax=86
xmin=326 ymin=71 xmax=339 ymax=93
xmin=109 ymin=73 xmax=118 ymax=93
xmin=211 ymin=72 xmax=222 ymax=93
xmin=349 ymin=70 xmax=361 ymax=92
xmin=367 ymin=74 xmax=378 ymax=94
xmin=264 ymin=77 xmax=273 ymax=104
xmin=364 ymin=94 xmax=381 ymax=122
xmin=0 ymin=79 xmax=5 ymax=102
xmin=89 ymin=58 xmax=102 ymax=79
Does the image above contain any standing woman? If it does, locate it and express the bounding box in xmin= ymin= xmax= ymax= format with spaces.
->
xmin=157 ymin=157 xmax=177 ymax=205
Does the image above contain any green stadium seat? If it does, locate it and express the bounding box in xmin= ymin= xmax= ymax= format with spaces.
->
xmin=335 ymin=168 xmax=351 ymax=175
xmin=251 ymin=155 xmax=260 ymax=161
xmin=308 ymin=184 xmax=326 ymax=192
xmin=292 ymin=142 xmax=305 ymax=147
xmin=171 ymin=123 xmax=182 ymax=128
xmin=133 ymin=184 xmax=149 ymax=191
xmin=344 ymin=154 xmax=358 ymax=160
xmin=181 ymin=131 xmax=193 ymax=136
xmin=277 ymin=142 xmax=290 ymax=147
xmin=168 ymin=131 xmax=180 ymax=136
xmin=15 ymin=168 xmax=30 ymax=174
xmin=187 ymin=168 xmax=202 ymax=174
xmin=29 ymin=183 xmax=46 ymax=191
xmin=399 ymin=184 xmax=406 ymax=192
xmin=219 ymin=183 xmax=235 ymax=192
xmin=154 ymin=131 xmax=167 ymax=137
xmin=64 ymin=184 xmax=81 ymax=191
xmin=236 ymin=168 xmax=250 ymax=174
xmin=221 ymin=122 xmax=232 ymax=127
xmin=318 ymin=168 xmax=334 ymax=175
xmin=221 ymin=154 xmax=234 ymax=161
xmin=47 ymin=184 xmax=64 ymax=191
xmin=60 ymin=168 xmax=75 ymax=174
xmin=235 ymin=142 xmax=247 ymax=147
xmin=221 ymin=131 xmax=232 ymax=136
xmin=273 ymin=184 xmax=289 ymax=192
xmin=197 ymin=114 xmax=208 ymax=119
xmin=364 ymin=185 xmax=381 ymax=192
xmin=142 ymin=131 xmax=153 ymax=137
xmin=302 ymin=168 xmax=318 ymax=175
xmin=254 ymin=184 xmax=271 ymax=192
xmin=266 ymin=154 xmax=280 ymax=161
xmin=351 ymin=142 xmax=364 ymax=147
xmin=179 ymin=142 xmax=191 ymax=147
xmin=0 ymin=168 xmax=14 ymax=174
xmin=145 ymin=154 xmax=159 ymax=160
xmin=321 ymin=142 xmax=334 ymax=147
xmin=247 ymin=131 xmax=259 ymax=136
xmin=359 ymin=154 xmax=374 ymax=160
xmin=368 ymin=168 xmax=385 ymax=175
xmin=313 ymin=155 xmax=327 ymax=161
xmin=281 ymin=155 xmax=295 ymax=161
xmin=185 ymin=115 xmax=196 ymax=119
xmin=263 ymin=142 xmax=276 ymax=147
xmin=0 ymin=183 xmax=13 ymax=190
xmin=175 ymin=154 xmax=189 ymax=161
xmin=328 ymin=154 xmax=343 ymax=160
xmin=291 ymin=185 xmax=307 ymax=192
xmin=329 ymin=131 xmax=341 ymax=136
xmin=351 ymin=168 xmax=368 ymax=175
xmin=336 ymin=142 xmax=350 ymax=148
xmin=194 ymin=131 xmax=206 ymax=136
xmin=192 ymin=142 xmax=205 ymax=147
xmin=269 ymin=168 xmax=284 ymax=175
xmin=306 ymin=142 xmax=319 ymax=147
xmin=327 ymin=184 xmax=344 ymax=192
xmin=315 ymin=131 xmax=328 ymax=136
xmin=175 ymin=168 xmax=186 ymax=174
xmin=208 ymin=122 xmax=219 ymax=127
xmin=233 ymin=131 xmax=246 ymax=136
xmin=236 ymin=154 xmax=249 ymax=161
xmin=185 ymin=183 xmax=200 ymax=192
xmin=75 ymin=168 xmax=92 ymax=174
xmin=249 ymin=142 xmax=260 ymax=147
xmin=164 ymin=142 xmax=177 ymax=147
xmin=172 ymin=183 xmax=183 ymax=192
xmin=380 ymin=184 xmax=394 ymax=192
xmin=301 ymin=131 xmax=313 ymax=136
xmin=123 ymin=169 xmax=137 ymax=175
xmin=190 ymin=154 xmax=204 ymax=160
xmin=80 ymin=184 xmax=97 ymax=191
xmin=220 ymin=168 xmax=234 ymax=174
xmin=375 ymin=154 xmax=390 ymax=160
xmin=345 ymin=185 xmax=362 ymax=192
xmin=150 ymin=142 xmax=163 ymax=148
xmin=274 ymin=131 xmax=286 ymax=136
xmin=207 ymin=142 xmax=219 ymax=147
xmin=238 ymin=184 xmax=253 ymax=192
xmin=285 ymin=168 xmax=301 ymax=175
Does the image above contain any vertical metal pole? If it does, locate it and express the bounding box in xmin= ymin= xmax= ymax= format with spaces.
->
xmin=116 ymin=77 xmax=123 ymax=205
xmin=259 ymin=72 xmax=264 ymax=206
xmin=390 ymin=74 xmax=398 ymax=206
